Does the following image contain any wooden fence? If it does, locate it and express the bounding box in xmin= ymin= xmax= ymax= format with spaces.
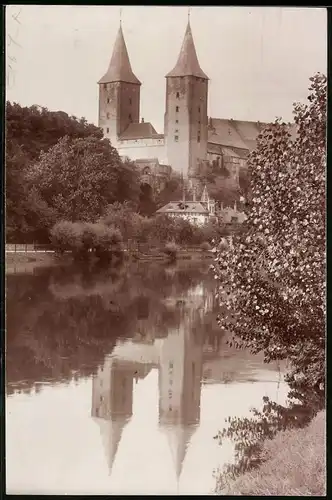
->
xmin=6 ymin=242 xmax=207 ymax=254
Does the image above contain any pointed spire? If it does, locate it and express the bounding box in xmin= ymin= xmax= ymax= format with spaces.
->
xmin=99 ymin=23 xmax=141 ymax=85
xmin=166 ymin=18 xmax=208 ymax=79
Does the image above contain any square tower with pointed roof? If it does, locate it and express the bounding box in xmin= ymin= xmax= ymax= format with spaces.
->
xmin=98 ymin=23 xmax=141 ymax=145
xmin=164 ymin=19 xmax=209 ymax=179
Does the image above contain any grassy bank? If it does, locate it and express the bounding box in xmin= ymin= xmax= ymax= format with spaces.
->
xmin=222 ymin=411 xmax=326 ymax=496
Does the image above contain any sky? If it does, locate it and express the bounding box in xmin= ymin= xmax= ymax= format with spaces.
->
xmin=6 ymin=6 xmax=327 ymax=134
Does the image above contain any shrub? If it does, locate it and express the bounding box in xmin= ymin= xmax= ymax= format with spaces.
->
xmin=50 ymin=220 xmax=123 ymax=262
xmin=163 ymin=242 xmax=179 ymax=262
xmin=50 ymin=221 xmax=83 ymax=254
xmin=200 ymin=241 xmax=212 ymax=251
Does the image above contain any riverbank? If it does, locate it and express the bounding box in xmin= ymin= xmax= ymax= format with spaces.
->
xmin=222 ymin=410 xmax=326 ymax=496
xmin=6 ymin=248 xmax=213 ymax=267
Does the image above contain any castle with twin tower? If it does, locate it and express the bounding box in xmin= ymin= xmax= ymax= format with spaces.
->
xmin=97 ymin=12 xmax=271 ymax=206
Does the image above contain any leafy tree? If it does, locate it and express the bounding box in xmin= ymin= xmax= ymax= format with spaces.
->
xmin=214 ymin=73 xmax=326 ymax=392
xmin=50 ymin=220 xmax=123 ymax=262
xmin=6 ymin=141 xmax=55 ymax=242
xmin=27 ymin=136 xmax=140 ymax=223
xmin=101 ymin=201 xmax=144 ymax=242
xmin=155 ymin=172 xmax=183 ymax=208
xmin=6 ymin=102 xmax=106 ymax=242
xmin=6 ymin=102 xmax=103 ymax=163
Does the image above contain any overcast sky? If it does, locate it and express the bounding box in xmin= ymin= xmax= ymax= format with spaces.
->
xmin=6 ymin=6 xmax=327 ymax=133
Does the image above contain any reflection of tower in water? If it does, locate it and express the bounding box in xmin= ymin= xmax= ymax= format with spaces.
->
xmin=157 ymin=310 xmax=204 ymax=487
xmin=91 ymin=356 xmax=134 ymax=475
xmin=91 ymin=281 xmax=215 ymax=485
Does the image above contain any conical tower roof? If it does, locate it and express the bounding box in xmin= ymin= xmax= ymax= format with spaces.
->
xmin=94 ymin=416 xmax=130 ymax=476
xmin=161 ymin=423 xmax=197 ymax=485
xmin=99 ymin=24 xmax=141 ymax=85
xmin=166 ymin=21 xmax=208 ymax=79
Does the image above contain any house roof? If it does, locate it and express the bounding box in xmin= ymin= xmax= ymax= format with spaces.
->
xmin=119 ymin=122 xmax=163 ymax=140
xmin=166 ymin=21 xmax=209 ymax=79
xmin=98 ymin=25 xmax=141 ymax=85
xmin=207 ymin=143 xmax=241 ymax=158
xmin=208 ymin=118 xmax=298 ymax=153
xmin=156 ymin=201 xmax=209 ymax=215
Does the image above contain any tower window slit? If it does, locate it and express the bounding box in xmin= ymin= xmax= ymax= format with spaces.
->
xmin=175 ymin=135 xmax=179 ymax=142
xmin=107 ymin=97 xmax=110 ymax=104
xmin=106 ymin=127 xmax=109 ymax=133
xmin=129 ymin=98 xmax=132 ymax=105
xmin=129 ymin=113 xmax=132 ymax=121
xmin=176 ymin=92 xmax=180 ymax=98
xmin=103 ymin=84 xmax=107 ymax=90
xmin=106 ymin=112 xmax=110 ymax=119
xmin=176 ymin=119 xmax=179 ymax=124
xmin=176 ymin=106 xmax=179 ymax=112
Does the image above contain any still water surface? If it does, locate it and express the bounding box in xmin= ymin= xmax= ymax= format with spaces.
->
xmin=6 ymin=261 xmax=289 ymax=495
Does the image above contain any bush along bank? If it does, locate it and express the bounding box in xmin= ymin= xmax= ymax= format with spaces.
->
xmin=50 ymin=220 xmax=124 ymax=264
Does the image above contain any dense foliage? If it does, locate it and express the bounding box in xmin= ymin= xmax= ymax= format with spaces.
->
xmin=213 ymin=73 xmax=326 ymax=490
xmin=6 ymin=103 xmax=141 ymax=242
xmin=100 ymin=205 xmax=231 ymax=248
xmin=50 ymin=220 xmax=123 ymax=263
xmin=214 ymin=73 xmax=326 ymax=391
xmin=28 ymin=135 xmax=140 ymax=223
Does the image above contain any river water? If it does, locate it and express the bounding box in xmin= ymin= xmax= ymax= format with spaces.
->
xmin=6 ymin=261 xmax=289 ymax=495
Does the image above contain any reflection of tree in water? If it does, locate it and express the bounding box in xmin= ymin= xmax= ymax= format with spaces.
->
xmin=6 ymin=262 xmax=219 ymax=395
xmin=213 ymin=385 xmax=325 ymax=493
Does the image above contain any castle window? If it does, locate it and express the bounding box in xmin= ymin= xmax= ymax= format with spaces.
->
xmin=106 ymin=112 xmax=110 ymax=119
xmin=176 ymin=119 xmax=179 ymax=124
xmin=129 ymin=97 xmax=132 ymax=105
xmin=106 ymin=127 xmax=109 ymax=133
xmin=175 ymin=129 xmax=179 ymax=133
xmin=103 ymin=84 xmax=107 ymax=90
xmin=107 ymin=97 xmax=110 ymax=104
xmin=175 ymin=135 xmax=179 ymax=142
xmin=176 ymin=92 xmax=180 ymax=98
xmin=176 ymin=106 xmax=179 ymax=112
xmin=198 ymin=106 xmax=201 ymax=113
xmin=197 ymin=133 xmax=201 ymax=143
xmin=129 ymin=113 xmax=132 ymax=121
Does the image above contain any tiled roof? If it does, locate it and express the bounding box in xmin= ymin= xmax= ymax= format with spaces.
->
xmin=208 ymin=118 xmax=297 ymax=153
xmin=208 ymin=119 xmax=249 ymax=150
xmin=166 ymin=22 xmax=208 ymax=79
xmin=98 ymin=25 xmax=141 ymax=85
xmin=156 ymin=201 xmax=209 ymax=215
xmin=119 ymin=122 xmax=163 ymax=140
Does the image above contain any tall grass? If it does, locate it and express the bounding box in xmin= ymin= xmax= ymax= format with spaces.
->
xmin=223 ymin=411 xmax=326 ymax=496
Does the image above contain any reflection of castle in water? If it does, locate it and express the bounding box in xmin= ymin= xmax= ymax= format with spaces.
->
xmin=91 ymin=282 xmax=217 ymax=482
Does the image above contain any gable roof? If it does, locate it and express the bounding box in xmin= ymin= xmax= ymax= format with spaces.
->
xmin=119 ymin=122 xmax=163 ymax=140
xmin=98 ymin=25 xmax=141 ymax=85
xmin=156 ymin=201 xmax=209 ymax=215
xmin=208 ymin=118 xmax=298 ymax=153
xmin=166 ymin=21 xmax=208 ymax=79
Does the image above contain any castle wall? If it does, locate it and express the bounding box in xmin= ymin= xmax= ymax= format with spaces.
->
xmin=117 ymin=139 xmax=166 ymax=163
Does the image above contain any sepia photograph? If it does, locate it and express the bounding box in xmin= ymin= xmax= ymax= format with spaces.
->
xmin=5 ymin=5 xmax=326 ymax=495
